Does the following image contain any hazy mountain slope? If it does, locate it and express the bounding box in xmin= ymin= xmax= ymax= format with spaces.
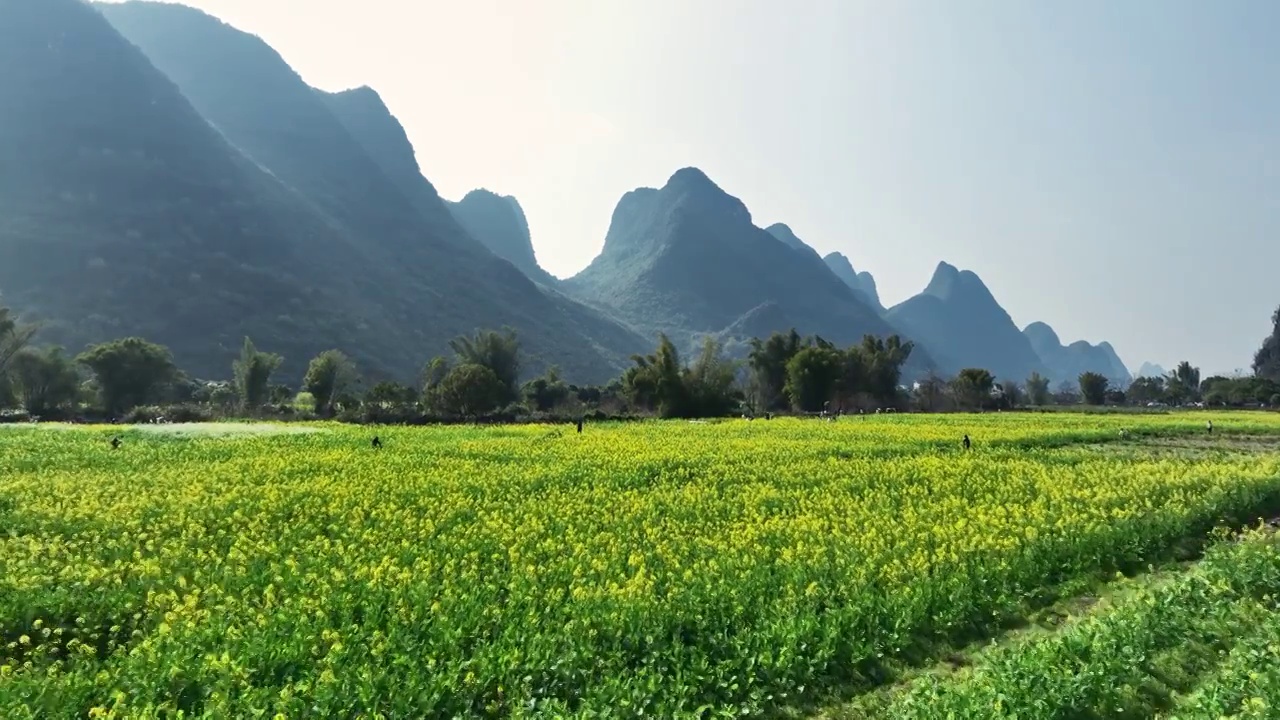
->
xmin=1136 ymin=362 xmax=1168 ymax=379
xmin=98 ymin=1 xmax=647 ymax=382
xmin=447 ymin=190 xmax=560 ymax=287
xmin=0 ymin=0 xmax=418 ymax=381
xmin=314 ymin=85 xmax=474 ymax=251
xmin=1023 ymin=321 xmax=1132 ymax=387
xmin=887 ymin=262 xmax=1045 ymax=381
xmin=564 ymin=168 xmax=932 ymax=374
xmin=764 ymin=223 xmax=824 ymax=264
xmin=823 ymin=252 xmax=884 ymax=311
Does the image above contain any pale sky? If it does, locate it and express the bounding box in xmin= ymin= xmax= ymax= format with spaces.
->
xmin=102 ymin=0 xmax=1280 ymax=376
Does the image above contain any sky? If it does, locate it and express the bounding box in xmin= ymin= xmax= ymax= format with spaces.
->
xmin=101 ymin=0 xmax=1280 ymax=376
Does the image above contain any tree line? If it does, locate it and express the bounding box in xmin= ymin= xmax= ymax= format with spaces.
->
xmin=1 ymin=303 xmax=1277 ymax=422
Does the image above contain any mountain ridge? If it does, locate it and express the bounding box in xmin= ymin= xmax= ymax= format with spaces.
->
xmin=563 ymin=168 xmax=934 ymax=375
xmin=446 ymin=190 xmax=560 ymax=288
xmin=26 ymin=0 xmax=651 ymax=383
xmin=1023 ymin=321 xmax=1131 ymax=387
xmin=887 ymin=262 xmax=1045 ymax=381
xmin=822 ymin=252 xmax=884 ymax=311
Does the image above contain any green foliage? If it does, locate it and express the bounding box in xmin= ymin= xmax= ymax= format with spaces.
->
xmin=1128 ymin=375 xmax=1166 ymax=405
xmin=420 ymin=356 xmax=450 ymax=397
xmin=293 ymin=392 xmax=316 ymax=414
xmin=0 ymin=307 xmax=37 ymax=381
xmin=1078 ymin=371 xmax=1110 ymax=406
xmin=859 ymin=334 xmax=914 ymax=405
xmin=433 ymin=363 xmax=504 ymax=418
xmin=1025 ymin=372 xmax=1051 ymax=406
xmin=913 ymin=373 xmax=948 ymax=412
xmin=951 ymin=368 xmax=996 ymax=409
xmin=1200 ymin=375 xmax=1280 ymax=407
xmin=683 ymin=337 xmax=740 ymax=417
xmin=365 ymin=381 xmax=418 ymax=408
xmin=785 ymin=345 xmax=843 ymax=412
xmin=75 ymin=337 xmax=179 ymax=415
xmin=522 ymin=366 xmax=570 ymax=412
xmin=747 ymin=330 xmax=803 ymax=411
xmin=231 ymin=337 xmax=283 ymax=411
xmin=999 ymin=379 xmax=1023 ymax=408
xmin=622 ymin=334 xmax=687 ymax=418
xmin=7 ymin=347 xmax=80 ymax=415
xmin=302 ymin=350 xmax=358 ymax=417
xmin=1254 ymin=305 xmax=1279 ymax=382
xmin=449 ymin=328 xmax=521 ymax=404
xmin=1165 ymin=361 xmax=1202 ymax=404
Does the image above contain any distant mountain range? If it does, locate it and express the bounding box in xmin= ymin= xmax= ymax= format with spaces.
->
xmin=1023 ymin=322 xmax=1131 ymax=388
xmin=822 ymin=253 xmax=883 ymax=311
xmin=0 ymin=0 xmax=1133 ymax=389
xmin=559 ymin=168 xmax=935 ymax=376
xmin=1135 ymin=362 xmax=1168 ymax=379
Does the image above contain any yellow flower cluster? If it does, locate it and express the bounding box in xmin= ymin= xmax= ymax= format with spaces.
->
xmin=0 ymin=412 xmax=1277 ymax=717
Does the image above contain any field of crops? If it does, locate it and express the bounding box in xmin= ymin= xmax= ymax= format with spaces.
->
xmin=2 ymin=412 xmax=1280 ymax=718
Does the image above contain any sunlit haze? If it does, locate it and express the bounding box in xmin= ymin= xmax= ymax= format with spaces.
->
xmin=98 ymin=0 xmax=1280 ymax=375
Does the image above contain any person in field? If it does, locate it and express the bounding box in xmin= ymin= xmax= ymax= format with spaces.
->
xmin=371 ymin=436 xmax=382 ymax=449
xmin=963 ymin=434 xmax=971 ymax=451
xmin=1207 ymin=420 xmax=1213 ymax=434
xmin=577 ymin=417 xmax=583 ymax=434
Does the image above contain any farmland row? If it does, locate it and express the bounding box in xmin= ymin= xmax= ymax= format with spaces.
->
xmin=827 ymin=526 xmax=1280 ymax=719
xmin=0 ymin=416 xmax=1278 ymax=717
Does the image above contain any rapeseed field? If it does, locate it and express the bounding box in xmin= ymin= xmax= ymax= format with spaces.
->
xmin=1 ymin=413 xmax=1279 ymax=718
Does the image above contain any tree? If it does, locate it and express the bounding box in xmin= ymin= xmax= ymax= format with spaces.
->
xmin=1127 ymin=376 xmax=1166 ymax=405
xmin=913 ymin=373 xmax=947 ymax=413
xmin=231 ymin=337 xmax=283 ymax=411
xmin=449 ymin=328 xmax=521 ymax=404
xmin=1165 ymin=361 xmax=1201 ymax=405
xmin=76 ymin=337 xmax=179 ymax=415
xmin=747 ymin=330 xmax=803 ymax=411
xmin=835 ymin=346 xmax=869 ymax=411
xmin=421 ymin=356 xmax=451 ymax=398
xmin=1078 ymin=372 xmax=1109 ymax=406
xmin=622 ymin=334 xmax=686 ymax=417
xmin=1025 ymin=372 xmax=1051 ymax=406
xmin=683 ymin=337 xmax=740 ymax=417
xmin=785 ymin=345 xmax=843 ymax=412
xmin=8 ymin=347 xmax=80 ymax=415
xmin=0 ymin=307 xmax=37 ymax=382
xmin=951 ymin=368 xmax=996 ymax=410
xmin=522 ymin=366 xmax=571 ymax=412
xmin=1255 ymin=305 xmax=1280 ymax=382
xmin=1053 ymin=380 xmax=1081 ymax=405
xmin=999 ymin=380 xmax=1023 ymax=408
xmin=435 ymin=363 xmax=504 ymax=418
xmin=302 ymin=350 xmax=358 ymax=417
xmin=860 ymin=334 xmax=914 ymax=405
xmin=366 ymin=381 xmax=418 ymax=408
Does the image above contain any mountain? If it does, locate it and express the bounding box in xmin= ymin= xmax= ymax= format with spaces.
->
xmin=0 ymin=0 xmax=376 ymax=380
xmin=764 ymin=223 xmax=824 ymax=264
xmin=446 ymin=190 xmax=560 ymax=287
xmin=1136 ymin=362 xmax=1168 ymax=379
xmin=313 ymin=85 xmax=474 ymax=252
xmin=563 ymin=168 xmax=931 ymax=373
xmin=886 ymin=262 xmax=1044 ymax=381
xmin=0 ymin=0 xmax=647 ymax=383
xmin=823 ymin=252 xmax=883 ymax=311
xmin=1023 ymin=322 xmax=1131 ymax=387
